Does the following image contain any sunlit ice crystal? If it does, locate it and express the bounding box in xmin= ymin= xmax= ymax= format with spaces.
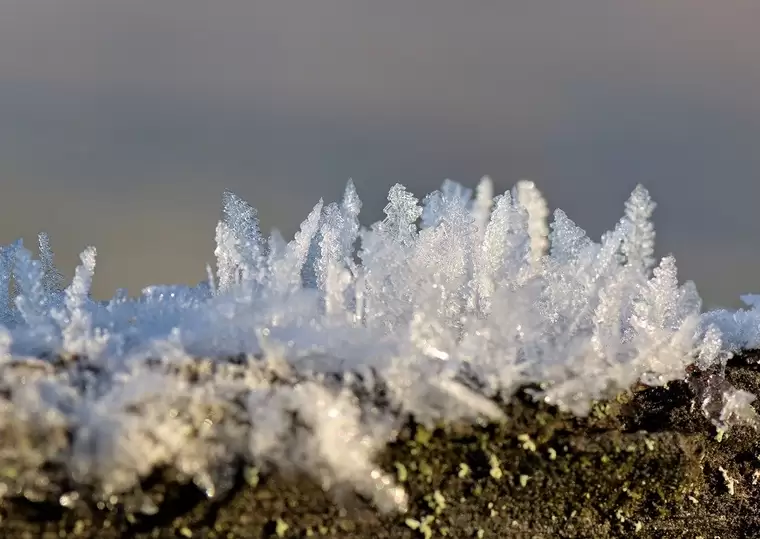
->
xmin=0 ymin=176 xmax=748 ymax=514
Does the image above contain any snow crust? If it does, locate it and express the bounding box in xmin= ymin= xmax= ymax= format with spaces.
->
xmin=0 ymin=178 xmax=752 ymax=512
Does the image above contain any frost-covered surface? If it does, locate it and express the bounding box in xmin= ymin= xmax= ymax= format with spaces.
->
xmin=703 ymin=294 xmax=760 ymax=352
xmin=0 ymin=178 xmax=753 ymax=513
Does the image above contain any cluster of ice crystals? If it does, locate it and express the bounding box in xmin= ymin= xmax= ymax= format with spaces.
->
xmin=703 ymin=295 xmax=760 ymax=352
xmin=0 ymin=178 xmax=738 ymax=512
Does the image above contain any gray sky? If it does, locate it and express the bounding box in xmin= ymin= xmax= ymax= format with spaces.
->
xmin=1 ymin=1 xmax=759 ymax=307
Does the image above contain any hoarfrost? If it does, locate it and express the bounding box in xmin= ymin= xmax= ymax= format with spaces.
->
xmin=620 ymin=184 xmax=657 ymax=274
xmin=38 ymin=232 xmax=65 ymax=295
xmin=703 ymin=294 xmax=760 ymax=352
xmin=0 ymin=179 xmax=746 ymax=513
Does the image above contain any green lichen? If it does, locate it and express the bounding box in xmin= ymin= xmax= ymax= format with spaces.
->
xmin=488 ymin=453 xmax=503 ymax=480
xmin=274 ymin=518 xmax=289 ymax=537
xmin=394 ymin=462 xmax=408 ymax=483
xmin=517 ymin=433 xmax=537 ymax=452
xmin=414 ymin=425 xmax=433 ymax=446
xmin=418 ymin=460 xmax=433 ymax=479
xmin=243 ymin=466 xmax=260 ymax=488
xmin=423 ymin=490 xmax=447 ymax=515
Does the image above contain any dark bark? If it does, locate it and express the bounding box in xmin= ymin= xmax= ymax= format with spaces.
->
xmin=3 ymin=352 xmax=760 ymax=538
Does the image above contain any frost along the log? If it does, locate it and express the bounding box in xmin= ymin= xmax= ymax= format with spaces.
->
xmin=0 ymin=178 xmax=753 ymax=513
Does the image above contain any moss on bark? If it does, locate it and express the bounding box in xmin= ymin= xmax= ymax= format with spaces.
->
xmin=3 ymin=353 xmax=760 ymax=538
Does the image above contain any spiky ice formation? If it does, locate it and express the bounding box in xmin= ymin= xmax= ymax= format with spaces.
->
xmin=0 ymin=178 xmax=742 ymax=513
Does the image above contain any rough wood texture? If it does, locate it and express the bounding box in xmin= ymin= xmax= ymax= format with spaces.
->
xmin=2 ymin=352 xmax=760 ymax=538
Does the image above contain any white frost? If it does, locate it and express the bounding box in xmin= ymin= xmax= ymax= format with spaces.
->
xmin=0 ymin=179 xmax=745 ymax=512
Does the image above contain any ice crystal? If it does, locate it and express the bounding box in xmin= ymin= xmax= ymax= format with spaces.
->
xmin=215 ymin=190 xmax=265 ymax=291
xmin=38 ymin=232 xmax=65 ymax=295
xmin=620 ymin=184 xmax=656 ymax=274
xmin=703 ymin=295 xmax=760 ymax=351
xmin=515 ymin=180 xmax=549 ymax=268
xmin=0 ymin=178 xmax=744 ymax=513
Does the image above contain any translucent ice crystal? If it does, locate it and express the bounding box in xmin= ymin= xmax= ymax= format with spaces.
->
xmin=0 ymin=178 xmax=741 ymax=513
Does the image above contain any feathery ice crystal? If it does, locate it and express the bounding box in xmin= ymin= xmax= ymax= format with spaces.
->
xmin=0 ymin=178 xmax=752 ymax=512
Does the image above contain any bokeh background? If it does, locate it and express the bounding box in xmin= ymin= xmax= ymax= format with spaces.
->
xmin=1 ymin=1 xmax=759 ymax=308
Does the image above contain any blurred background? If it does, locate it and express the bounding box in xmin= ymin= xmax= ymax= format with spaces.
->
xmin=1 ymin=1 xmax=759 ymax=308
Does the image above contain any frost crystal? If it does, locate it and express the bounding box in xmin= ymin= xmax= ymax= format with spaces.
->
xmin=0 ymin=178 xmax=747 ymax=513
xmin=38 ymin=232 xmax=65 ymax=295
xmin=0 ymin=241 xmax=18 ymax=326
xmin=620 ymin=185 xmax=657 ymax=274
xmin=703 ymin=295 xmax=760 ymax=352
xmin=215 ymin=190 xmax=265 ymax=291
xmin=515 ymin=180 xmax=549 ymax=268
xmin=379 ymin=183 xmax=423 ymax=245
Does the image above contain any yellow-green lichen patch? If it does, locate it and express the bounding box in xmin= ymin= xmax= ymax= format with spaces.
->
xmin=274 ymin=518 xmax=289 ymax=537
xmin=394 ymin=462 xmax=408 ymax=483
xmin=243 ymin=466 xmax=260 ymax=488
xmin=517 ymin=433 xmax=537 ymax=452
xmin=488 ymin=453 xmax=503 ymax=480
